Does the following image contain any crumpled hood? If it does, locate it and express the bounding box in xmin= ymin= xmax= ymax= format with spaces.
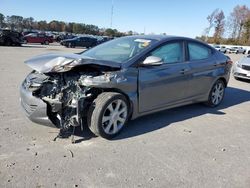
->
xmin=24 ymin=53 xmax=121 ymax=73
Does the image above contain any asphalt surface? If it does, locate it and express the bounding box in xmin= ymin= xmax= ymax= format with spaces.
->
xmin=0 ymin=44 xmax=250 ymax=188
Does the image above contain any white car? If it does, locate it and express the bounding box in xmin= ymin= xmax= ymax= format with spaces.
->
xmin=228 ymin=47 xmax=246 ymax=54
xmin=233 ymin=55 xmax=250 ymax=80
xmin=220 ymin=46 xmax=227 ymax=53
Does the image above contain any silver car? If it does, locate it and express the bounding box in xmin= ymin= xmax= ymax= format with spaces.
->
xmin=233 ymin=55 xmax=250 ymax=80
xmin=20 ymin=35 xmax=232 ymax=139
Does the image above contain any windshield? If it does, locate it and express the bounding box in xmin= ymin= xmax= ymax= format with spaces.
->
xmin=81 ymin=37 xmax=157 ymax=63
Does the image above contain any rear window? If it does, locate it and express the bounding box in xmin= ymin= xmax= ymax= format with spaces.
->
xmin=188 ymin=42 xmax=212 ymax=61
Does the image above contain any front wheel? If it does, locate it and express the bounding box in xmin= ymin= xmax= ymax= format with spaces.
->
xmin=87 ymin=92 xmax=129 ymax=139
xmin=205 ymin=80 xmax=225 ymax=107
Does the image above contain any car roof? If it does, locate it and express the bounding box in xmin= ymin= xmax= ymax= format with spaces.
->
xmin=124 ymin=35 xmax=185 ymax=41
xmin=123 ymin=35 xmax=210 ymax=45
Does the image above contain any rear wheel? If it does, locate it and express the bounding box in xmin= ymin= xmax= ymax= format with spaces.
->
xmin=205 ymin=79 xmax=225 ymax=107
xmin=45 ymin=40 xmax=49 ymax=45
xmin=87 ymin=92 xmax=129 ymax=139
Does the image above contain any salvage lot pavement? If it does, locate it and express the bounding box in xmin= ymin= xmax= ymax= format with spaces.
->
xmin=0 ymin=44 xmax=250 ymax=188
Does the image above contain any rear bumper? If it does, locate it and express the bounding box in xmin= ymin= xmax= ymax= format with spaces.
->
xmin=20 ymin=82 xmax=55 ymax=127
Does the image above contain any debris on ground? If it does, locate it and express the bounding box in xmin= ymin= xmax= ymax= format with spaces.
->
xmin=183 ymin=129 xmax=192 ymax=133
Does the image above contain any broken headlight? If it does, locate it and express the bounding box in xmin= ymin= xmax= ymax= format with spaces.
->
xmin=23 ymin=71 xmax=48 ymax=91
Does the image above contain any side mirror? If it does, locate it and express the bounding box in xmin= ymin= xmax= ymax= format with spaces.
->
xmin=142 ymin=56 xmax=163 ymax=66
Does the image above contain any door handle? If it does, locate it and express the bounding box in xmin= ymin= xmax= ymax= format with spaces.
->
xmin=180 ymin=68 xmax=189 ymax=74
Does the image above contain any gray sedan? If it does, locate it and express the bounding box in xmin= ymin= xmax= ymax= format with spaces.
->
xmin=20 ymin=35 xmax=232 ymax=139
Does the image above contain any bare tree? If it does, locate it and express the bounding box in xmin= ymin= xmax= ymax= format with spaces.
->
xmin=204 ymin=9 xmax=219 ymax=40
xmin=228 ymin=5 xmax=250 ymax=39
xmin=242 ymin=13 xmax=250 ymax=45
xmin=213 ymin=10 xmax=225 ymax=43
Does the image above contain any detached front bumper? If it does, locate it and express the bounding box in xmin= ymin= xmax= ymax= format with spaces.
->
xmin=232 ymin=66 xmax=250 ymax=80
xmin=20 ymin=82 xmax=55 ymax=127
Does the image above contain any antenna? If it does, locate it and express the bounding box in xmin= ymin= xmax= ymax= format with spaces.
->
xmin=110 ymin=0 xmax=114 ymax=28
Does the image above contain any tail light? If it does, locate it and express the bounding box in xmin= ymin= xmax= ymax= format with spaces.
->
xmin=226 ymin=56 xmax=233 ymax=65
xmin=226 ymin=59 xmax=233 ymax=65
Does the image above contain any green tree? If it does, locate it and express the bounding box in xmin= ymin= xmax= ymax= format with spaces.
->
xmin=6 ymin=15 xmax=23 ymax=30
xmin=23 ymin=17 xmax=34 ymax=30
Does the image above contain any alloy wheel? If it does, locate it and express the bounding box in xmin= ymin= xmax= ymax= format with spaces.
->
xmin=101 ymin=99 xmax=128 ymax=135
xmin=211 ymin=82 xmax=224 ymax=105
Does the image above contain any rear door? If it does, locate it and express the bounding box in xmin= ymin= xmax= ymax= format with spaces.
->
xmin=186 ymin=41 xmax=217 ymax=98
xmin=37 ymin=34 xmax=45 ymax=43
xmin=28 ymin=33 xmax=38 ymax=43
xmin=80 ymin=37 xmax=88 ymax=47
xmin=138 ymin=41 xmax=191 ymax=113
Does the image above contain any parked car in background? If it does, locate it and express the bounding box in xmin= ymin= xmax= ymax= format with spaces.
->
xmin=233 ymin=55 xmax=250 ymax=80
xmin=60 ymin=36 xmax=97 ymax=48
xmin=228 ymin=46 xmax=246 ymax=54
xmin=228 ymin=47 xmax=238 ymax=53
xmin=213 ymin=45 xmax=227 ymax=54
xmin=213 ymin=45 xmax=221 ymax=51
xmin=22 ymin=31 xmax=38 ymax=36
xmin=236 ymin=47 xmax=246 ymax=54
xmin=246 ymin=48 xmax=250 ymax=54
xmin=96 ymin=36 xmax=113 ymax=44
xmin=0 ymin=29 xmax=23 ymax=46
xmin=219 ymin=46 xmax=227 ymax=53
xmin=56 ymin=34 xmax=76 ymax=42
xmin=23 ymin=33 xmax=53 ymax=45
xmin=20 ymin=35 xmax=232 ymax=139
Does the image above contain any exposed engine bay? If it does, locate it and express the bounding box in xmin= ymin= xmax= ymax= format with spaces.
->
xmin=23 ymin=64 xmax=121 ymax=139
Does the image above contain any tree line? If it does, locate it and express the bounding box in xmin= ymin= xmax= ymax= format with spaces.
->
xmin=0 ymin=13 xmax=133 ymax=37
xmin=197 ymin=5 xmax=250 ymax=45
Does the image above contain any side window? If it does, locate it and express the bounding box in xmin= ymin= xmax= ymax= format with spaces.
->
xmin=188 ymin=42 xmax=212 ymax=61
xmin=150 ymin=42 xmax=184 ymax=64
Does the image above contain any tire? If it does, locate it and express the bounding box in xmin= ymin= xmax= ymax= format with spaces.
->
xmin=87 ymin=92 xmax=129 ymax=139
xmin=205 ymin=79 xmax=225 ymax=107
xmin=68 ymin=43 xmax=72 ymax=48
xmin=45 ymin=41 xmax=49 ymax=45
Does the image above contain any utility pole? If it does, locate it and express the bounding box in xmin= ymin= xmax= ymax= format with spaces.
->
xmin=110 ymin=0 xmax=114 ymax=28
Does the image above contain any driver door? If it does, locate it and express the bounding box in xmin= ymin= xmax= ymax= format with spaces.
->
xmin=138 ymin=41 xmax=191 ymax=113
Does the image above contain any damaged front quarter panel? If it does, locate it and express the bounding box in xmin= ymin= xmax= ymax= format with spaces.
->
xmin=79 ymin=71 xmax=127 ymax=87
xmin=22 ymin=53 xmax=138 ymax=139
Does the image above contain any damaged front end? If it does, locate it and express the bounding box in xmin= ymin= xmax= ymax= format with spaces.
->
xmin=21 ymin=54 xmax=122 ymax=139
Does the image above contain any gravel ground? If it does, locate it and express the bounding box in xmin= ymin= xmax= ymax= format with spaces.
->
xmin=0 ymin=44 xmax=250 ymax=188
